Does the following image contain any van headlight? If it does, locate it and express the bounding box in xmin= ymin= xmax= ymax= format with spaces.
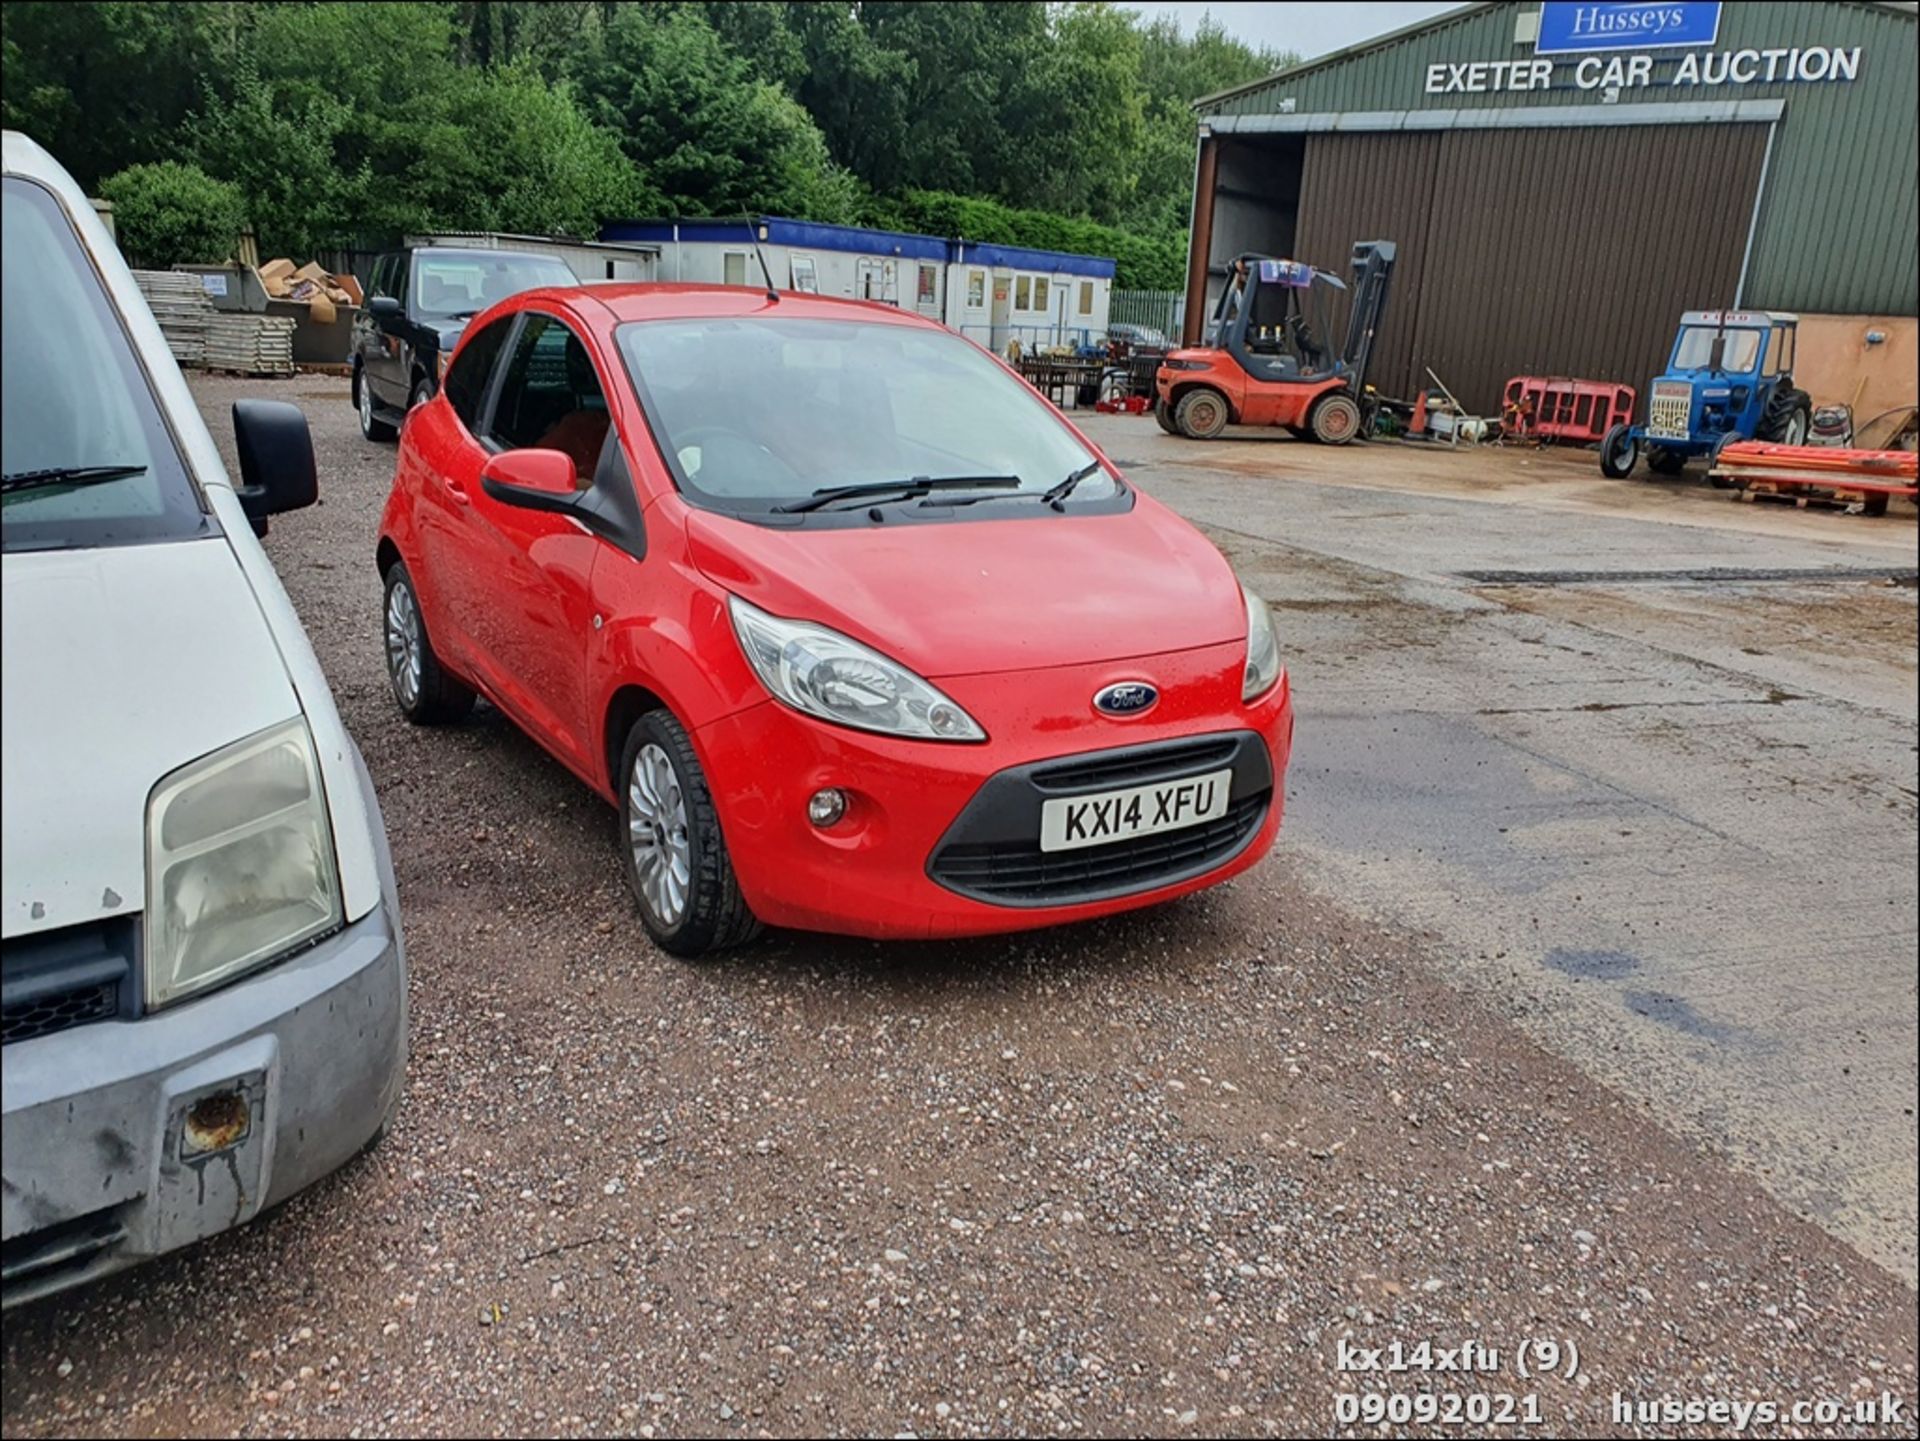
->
xmin=144 ymin=719 xmax=343 ymax=1009
xmin=1242 ymin=583 xmax=1282 ymax=701
xmin=728 ymin=595 xmax=986 ymax=742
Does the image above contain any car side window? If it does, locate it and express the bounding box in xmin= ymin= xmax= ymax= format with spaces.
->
xmin=444 ymin=317 xmax=513 ymax=434
xmin=370 ymin=254 xmax=396 ymax=300
xmin=486 ymin=312 xmax=610 ymax=485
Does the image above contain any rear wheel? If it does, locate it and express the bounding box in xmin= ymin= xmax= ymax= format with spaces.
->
xmin=1307 ymin=392 xmax=1361 ymax=445
xmin=382 ymin=562 xmax=474 ymax=724
xmin=1759 ymin=388 xmax=1810 ymax=447
xmin=1647 ymin=445 xmax=1687 ymax=476
xmin=619 ymin=710 xmax=760 ymax=958
xmin=358 ymin=367 xmax=397 ymax=442
xmin=1599 ymin=423 xmax=1639 ymax=479
xmin=1153 ymin=399 xmax=1179 ymax=435
xmin=1174 ymin=387 xmax=1230 ymax=440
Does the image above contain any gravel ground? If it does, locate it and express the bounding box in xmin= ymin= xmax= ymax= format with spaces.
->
xmin=2 ymin=373 xmax=1914 ymax=1439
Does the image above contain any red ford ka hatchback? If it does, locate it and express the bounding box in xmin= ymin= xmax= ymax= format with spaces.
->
xmin=377 ymin=285 xmax=1293 ymax=955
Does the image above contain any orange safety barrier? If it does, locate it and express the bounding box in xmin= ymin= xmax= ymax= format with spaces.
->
xmin=1503 ymin=376 xmax=1636 ymax=444
xmin=1712 ymin=441 xmax=1918 ymax=496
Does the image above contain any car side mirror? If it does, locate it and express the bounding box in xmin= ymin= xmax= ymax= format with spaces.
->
xmin=480 ymin=449 xmax=579 ymax=513
xmin=368 ymin=295 xmax=401 ymax=324
xmin=232 ymin=399 xmax=319 ymax=537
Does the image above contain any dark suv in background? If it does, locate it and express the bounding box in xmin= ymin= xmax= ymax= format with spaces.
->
xmin=351 ymin=245 xmax=576 ymax=441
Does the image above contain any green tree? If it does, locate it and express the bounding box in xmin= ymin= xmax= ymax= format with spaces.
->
xmin=1 ymin=1 xmax=220 ymax=189
xmin=98 ymin=159 xmax=246 ymax=268
xmin=574 ymin=6 xmax=858 ymax=221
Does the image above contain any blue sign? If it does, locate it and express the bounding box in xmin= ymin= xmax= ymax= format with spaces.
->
xmin=1257 ymin=259 xmax=1314 ymax=288
xmin=1536 ymin=2 xmax=1722 ymax=54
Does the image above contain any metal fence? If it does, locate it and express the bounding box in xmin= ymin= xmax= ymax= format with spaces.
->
xmin=1109 ymin=288 xmax=1184 ymax=342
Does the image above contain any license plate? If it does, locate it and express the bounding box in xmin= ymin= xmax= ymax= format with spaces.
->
xmin=1039 ymin=768 xmax=1233 ymax=853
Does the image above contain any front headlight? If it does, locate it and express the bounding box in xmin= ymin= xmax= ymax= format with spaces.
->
xmin=1242 ymin=583 xmax=1282 ymax=701
xmin=728 ymin=596 xmax=986 ymax=742
xmin=144 ymin=718 xmax=343 ymax=1009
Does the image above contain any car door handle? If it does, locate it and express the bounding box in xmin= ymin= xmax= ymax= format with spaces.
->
xmin=444 ymin=474 xmax=470 ymax=504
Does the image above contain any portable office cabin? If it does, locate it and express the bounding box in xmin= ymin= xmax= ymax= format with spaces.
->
xmin=601 ymin=217 xmax=1116 ymax=352
xmin=1184 ymin=0 xmax=1918 ymax=416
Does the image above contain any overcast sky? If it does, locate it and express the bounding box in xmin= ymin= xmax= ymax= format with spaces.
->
xmin=1137 ymin=2 xmax=1460 ymax=62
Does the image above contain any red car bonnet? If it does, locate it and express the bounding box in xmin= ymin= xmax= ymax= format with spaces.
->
xmin=680 ymin=491 xmax=1245 ymax=680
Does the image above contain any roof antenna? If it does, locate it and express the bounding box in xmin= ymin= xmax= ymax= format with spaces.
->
xmin=743 ymin=214 xmax=779 ymax=304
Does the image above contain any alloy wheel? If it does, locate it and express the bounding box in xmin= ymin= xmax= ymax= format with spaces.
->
xmin=628 ymin=742 xmax=692 ymax=927
xmin=385 ymin=580 xmax=422 ymax=710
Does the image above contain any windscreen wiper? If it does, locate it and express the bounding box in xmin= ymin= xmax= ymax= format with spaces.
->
xmin=774 ymin=475 xmax=1022 ymax=514
xmin=1 ymin=464 xmax=148 ymax=496
xmin=1040 ymin=459 xmax=1104 ymax=509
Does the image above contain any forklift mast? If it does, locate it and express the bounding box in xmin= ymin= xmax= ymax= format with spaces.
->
xmin=1339 ymin=240 xmax=1396 ymax=400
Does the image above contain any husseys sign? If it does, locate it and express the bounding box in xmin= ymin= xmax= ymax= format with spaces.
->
xmin=1537 ymin=2 xmax=1723 ymax=53
xmin=1424 ymin=2 xmax=1863 ymax=95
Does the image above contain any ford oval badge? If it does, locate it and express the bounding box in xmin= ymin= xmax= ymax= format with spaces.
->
xmin=1094 ymin=682 xmax=1158 ymax=717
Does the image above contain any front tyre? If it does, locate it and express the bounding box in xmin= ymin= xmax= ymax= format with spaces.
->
xmin=1153 ymin=399 xmax=1179 ymax=435
xmin=359 ymin=368 xmax=397 ymax=442
xmin=1174 ymin=387 xmax=1231 ymax=439
xmin=1308 ymin=392 xmax=1362 ymax=445
xmin=382 ymin=562 xmax=475 ymax=724
xmin=619 ymin=711 xmax=760 ymax=958
xmin=1599 ymin=423 xmax=1639 ymax=479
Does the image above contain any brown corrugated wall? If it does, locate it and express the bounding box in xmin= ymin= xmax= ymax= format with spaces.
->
xmin=1291 ymin=123 xmax=1772 ymax=414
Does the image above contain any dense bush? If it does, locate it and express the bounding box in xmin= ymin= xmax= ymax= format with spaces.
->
xmin=875 ymin=191 xmax=1187 ymax=291
xmin=97 ymin=160 xmax=246 ymax=269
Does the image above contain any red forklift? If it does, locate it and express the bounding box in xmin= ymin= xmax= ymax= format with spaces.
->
xmin=1155 ymin=240 xmax=1397 ymax=444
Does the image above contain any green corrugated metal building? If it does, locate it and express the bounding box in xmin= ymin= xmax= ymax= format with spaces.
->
xmin=1182 ymin=0 xmax=1918 ymax=411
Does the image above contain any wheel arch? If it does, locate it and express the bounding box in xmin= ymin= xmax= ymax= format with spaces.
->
xmin=603 ymin=683 xmax=670 ymax=797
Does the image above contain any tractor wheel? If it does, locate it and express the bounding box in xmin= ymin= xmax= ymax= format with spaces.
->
xmin=1308 ymin=392 xmax=1362 ymax=445
xmin=1153 ymin=399 xmax=1179 ymax=435
xmin=1599 ymin=423 xmax=1639 ymax=479
xmin=1707 ymin=431 xmax=1744 ymax=489
xmin=1174 ymin=388 xmax=1231 ymax=440
xmin=1647 ymin=445 xmax=1687 ymax=476
xmin=1759 ymin=387 xmax=1811 ymax=447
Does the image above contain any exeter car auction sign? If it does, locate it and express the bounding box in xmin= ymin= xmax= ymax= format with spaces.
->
xmin=1536 ymin=1 xmax=1722 ymax=54
xmin=1423 ymin=0 xmax=1863 ymax=96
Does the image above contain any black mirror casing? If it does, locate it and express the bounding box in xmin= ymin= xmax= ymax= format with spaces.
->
xmin=368 ymin=295 xmax=402 ymax=323
xmin=232 ymin=399 xmax=319 ymax=536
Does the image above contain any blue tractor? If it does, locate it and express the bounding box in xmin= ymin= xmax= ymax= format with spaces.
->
xmin=1600 ymin=310 xmax=1811 ymax=482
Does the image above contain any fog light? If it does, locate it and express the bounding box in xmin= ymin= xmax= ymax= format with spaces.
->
xmin=182 ymin=1091 xmax=251 ymax=1156
xmin=807 ymin=788 xmax=848 ymax=828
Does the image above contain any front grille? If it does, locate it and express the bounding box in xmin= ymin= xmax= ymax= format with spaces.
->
xmin=1031 ymin=736 xmax=1240 ymax=793
xmin=2 ymin=980 xmax=118 ymax=1045
xmin=1 ymin=1207 xmax=129 ymax=1296
xmin=932 ymin=792 xmax=1267 ymax=903
xmin=2 ymin=917 xmax=135 ymax=1046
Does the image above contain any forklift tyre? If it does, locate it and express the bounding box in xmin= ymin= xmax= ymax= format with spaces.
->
xmin=1174 ymin=388 xmax=1231 ymax=440
xmin=1153 ymin=399 xmax=1180 ymax=435
xmin=1308 ymin=393 xmax=1362 ymax=445
xmin=1647 ymin=445 xmax=1687 ymax=476
xmin=1599 ymin=424 xmax=1639 ymax=479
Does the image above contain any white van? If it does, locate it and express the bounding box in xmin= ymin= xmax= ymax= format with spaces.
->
xmin=1 ymin=132 xmax=406 ymax=1306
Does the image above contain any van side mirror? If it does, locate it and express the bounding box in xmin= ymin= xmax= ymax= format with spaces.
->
xmin=232 ymin=399 xmax=319 ymax=536
xmin=368 ymin=295 xmax=402 ymax=323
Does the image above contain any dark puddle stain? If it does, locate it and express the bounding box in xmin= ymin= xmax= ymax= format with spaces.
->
xmin=1623 ymin=989 xmax=1743 ymax=1045
xmin=1542 ymin=947 xmax=1640 ymax=980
